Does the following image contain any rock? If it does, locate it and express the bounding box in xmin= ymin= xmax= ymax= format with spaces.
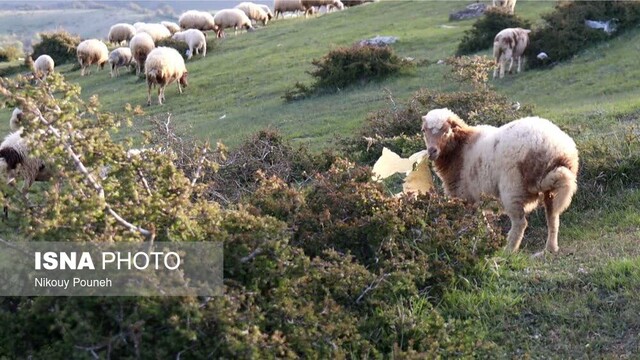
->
xmin=449 ymin=3 xmax=487 ymax=21
xmin=359 ymin=35 xmax=398 ymax=46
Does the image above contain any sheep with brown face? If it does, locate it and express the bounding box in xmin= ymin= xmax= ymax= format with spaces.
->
xmin=421 ymin=108 xmax=579 ymax=257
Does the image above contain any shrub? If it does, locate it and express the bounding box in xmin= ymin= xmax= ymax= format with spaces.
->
xmin=284 ymin=44 xmax=414 ymax=100
xmin=527 ymin=1 xmax=640 ymax=68
xmin=0 ymin=74 xmax=503 ymax=358
xmin=31 ymin=30 xmax=81 ymax=65
xmin=0 ymin=43 xmax=24 ymax=62
xmin=207 ymin=129 xmax=337 ymax=203
xmin=574 ymin=125 xmax=640 ymax=209
xmin=456 ymin=7 xmax=531 ymax=56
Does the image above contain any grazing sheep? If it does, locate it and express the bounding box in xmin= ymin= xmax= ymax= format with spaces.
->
xmin=213 ymin=9 xmax=255 ymax=38
xmin=129 ymin=32 xmax=155 ymax=76
xmin=108 ymin=23 xmax=136 ymax=45
xmin=171 ymin=29 xmax=206 ymax=60
xmin=108 ymin=47 xmax=133 ymax=77
xmin=33 ymin=54 xmax=54 ymax=80
xmin=178 ymin=10 xmax=217 ymax=31
xmin=257 ymin=4 xmax=275 ymax=20
xmin=421 ymin=108 xmax=579 ymax=256
xmin=76 ymin=39 xmax=109 ymax=76
xmin=235 ymin=2 xmax=271 ymax=25
xmin=301 ymin=0 xmax=343 ymax=16
xmin=274 ymin=0 xmax=305 ymax=18
xmin=161 ymin=21 xmax=181 ymax=34
xmin=493 ymin=0 xmax=517 ymax=14
xmin=144 ymin=47 xmax=188 ymax=106
xmin=136 ymin=23 xmax=172 ymax=42
xmin=0 ymin=109 xmax=52 ymax=217
xmin=493 ymin=27 xmax=531 ymax=79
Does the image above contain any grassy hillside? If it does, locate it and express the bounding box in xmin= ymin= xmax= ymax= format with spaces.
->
xmin=0 ymin=1 xmax=554 ymax=148
xmin=1 ymin=1 xmax=640 ymax=356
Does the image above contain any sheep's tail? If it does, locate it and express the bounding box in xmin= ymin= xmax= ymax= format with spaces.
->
xmin=536 ymin=166 xmax=577 ymax=214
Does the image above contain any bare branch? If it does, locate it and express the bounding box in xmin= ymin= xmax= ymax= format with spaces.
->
xmin=136 ymin=168 xmax=152 ymax=197
xmin=33 ymin=108 xmax=153 ymax=239
xmin=356 ymin=273 xmax=390 ymax=304
xmin=190 ymin=148 xmax=208 ymax=187
xmin=0 ymin=237 xmax=29 ymax=256
xmin=240 ymin=247 xmax=263 ymax=263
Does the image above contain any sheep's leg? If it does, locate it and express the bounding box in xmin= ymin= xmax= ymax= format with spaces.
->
xmin=542 ymin=192 xmax=560 ymax=254
xmin=177 ymin=81 xmax=183 ymax=94
xmin=202 ymin=43 xmax=207 ymax=57
xmin=507 ymin=57 xmax=514 ymax=74
xmin=499 ymin=58 xmax=506 ymax=79
xmin=158 ymin=86 xmax=164 ymax=105
xmin=504 ymin=206 xmax=527 ymax=253
xmin=147 ymin=82 xmax=153 ymax=106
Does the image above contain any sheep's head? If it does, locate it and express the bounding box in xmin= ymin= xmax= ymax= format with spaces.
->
xmin=421 ymin=108 xmax=465 ymax=161
xmin=35 ymin=162 xmax=53 ymax=182
xmin=9 ymin=108 xmax=24 ymax=131
xmin=179 ymin=71 xmax=189 ymax=88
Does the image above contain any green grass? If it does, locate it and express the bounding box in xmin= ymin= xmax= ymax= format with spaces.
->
xmin=2 ymin=1 xmax=640 ymax=356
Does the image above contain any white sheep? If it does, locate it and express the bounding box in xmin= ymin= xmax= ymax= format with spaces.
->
xmin=493 ymin=27 xmax=531 ymax=79
xmin=129 ymin=32 xmax=155 ymax=76
xmin=33 ymin=54 xmax=54 ymax=81
xmin=108 ymin=47 xmax=133 ymax=77
xmin=178 ymin=10 xmax=217 ymax=31
xmin=144 ymin=47 xmax=188 ymax=106
xmin=213 ymin=9 xmax=255 ymax=38
xmin=421 ymin=108 xmax=579 ymax=257
xmin=301 ymin=0 xmax=343 ymax=16
xmin=257 ymin=4 xmax=275 ymax=20
xmin=161 ymin=21 xmax=181 ymax=34
xmin=274 ymin=0 xmax=305 ymax=19
xmin=108 ymin=23 xmax=136 ymax=45
xmin=76 ymin=39 xmax=109 ymax=76
xmin=235 ymin=2 xmax=271 ymax=26
xmin=0 ymin=108 xmax=52 ymax=217
xmin=171 ymin=29 xmax=206 ymax=60
xmin=136 ymin=23 xmax=172 ymax=42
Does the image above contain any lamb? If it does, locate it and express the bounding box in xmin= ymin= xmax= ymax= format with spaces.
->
xmin=171 ymin=29 xmax=206 ymax=60
xmin=136 ymin=23 xmax=172 ymax=42
xmin=129 ymin=32 xmax=155 ymax=76
xmin=421 ymin=108 xmax=579 ymax=256
xmin=108 ymin=23 xmax=136 ymax=45
xmin=144 ymin=47 xmax=188 ymax=106
xmin=108 ymin=47 xmax=133 ymax=77
xmin=76 ymin=39 xmax=109 ymax=76
xmin=161 ymin=21 xmax=181 ymax=34
xmin=178 ymin=10 xmax=217 ymax=31
xmin=213 ymin=9 xmax=255 ymax=38
xmin=493 ymin=27 xmax=531 ymax=79
xmin=235 ymin=2 xmax=271 ymax=25
xmin=0 ymin=108 xmax=52 ymax=217
xmin=274 ymin=0 xmax=305 ymax=19
xmin=33 ymin=54 xmax=54 ymax=80
xmin=301 ymin=0 xmax=343 ymax=16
